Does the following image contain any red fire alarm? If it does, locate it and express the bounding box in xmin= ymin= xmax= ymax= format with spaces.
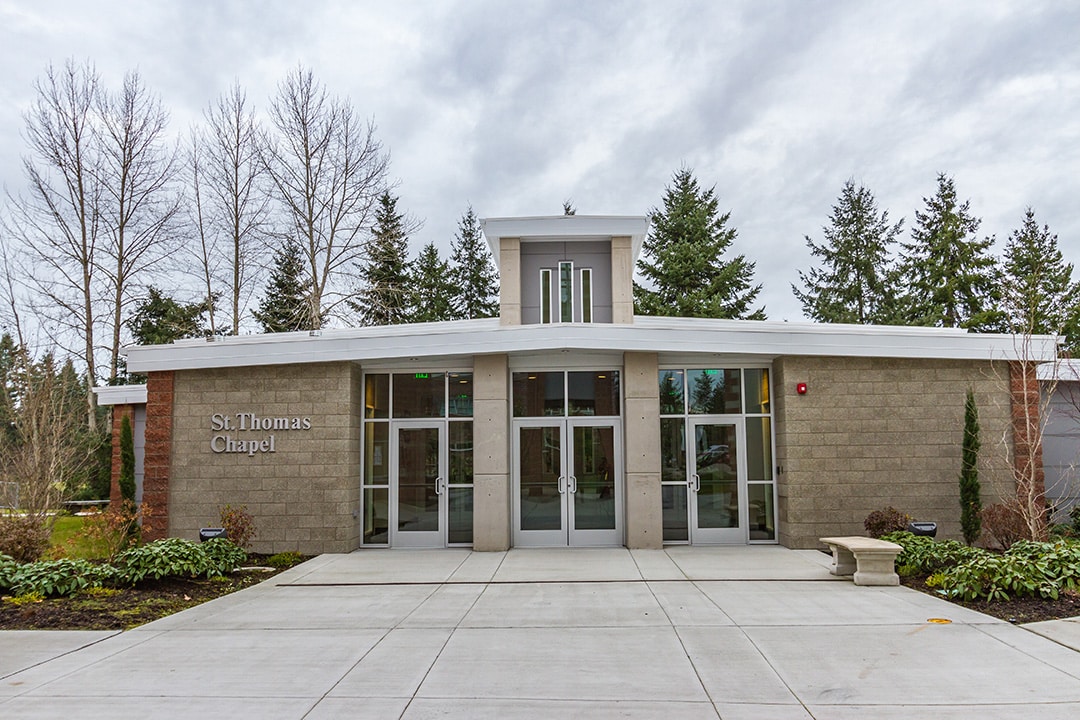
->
xmin=796 ymin=382 xmax=808 ymax=395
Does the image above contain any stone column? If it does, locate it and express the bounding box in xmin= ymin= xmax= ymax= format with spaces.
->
xmin=623 ymin=351 xmax=662 ymax=548
xmin=611 ymin=236 xmax=634 ymax=324
xmin=499 ymin=238 xmax=521 ymax=326
xmin=472 ymin=353 xmax=510 ymax=550
xmin=143 ymin=371 xmax=174 ymax=541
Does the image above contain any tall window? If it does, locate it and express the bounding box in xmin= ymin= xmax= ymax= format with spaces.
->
xmin=539 ymin=263 xmax=592 ymax=323
xmin=581 ymin=268 xmax=593 ymax=323
xmin=540 ymin=268 xmax=552 ymax=324
xmin=559 ymin=261 xmax=573 ymax=322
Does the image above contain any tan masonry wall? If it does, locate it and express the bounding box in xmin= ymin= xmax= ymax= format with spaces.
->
xmin=169 ymin=362 xmax=362 ymax=555
xmin=773 ymin=356 xmax=1014 ymax=548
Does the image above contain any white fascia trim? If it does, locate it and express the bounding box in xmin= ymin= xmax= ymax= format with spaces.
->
xmin=1038 ymin=359 xmax=1080 ymax=382
xmin=125 ymin=317 xmax=1058 ymax=373
xmin=93 ymin=384 xmax=148 ymax=406
xmin=481 ymin=215 xmax=649 ymax=270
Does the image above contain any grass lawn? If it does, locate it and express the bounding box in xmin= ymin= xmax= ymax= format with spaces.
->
xmin=49 ymin=514 xmax=112 ymax=560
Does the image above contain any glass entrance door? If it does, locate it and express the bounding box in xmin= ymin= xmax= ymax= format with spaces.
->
xmin=688 ymin=421 xmax=743 ymax=544
xmin=513 ymin=419 xmax=621 ymax=547
xmin=391 ymin=423 xmax=446 ymax=548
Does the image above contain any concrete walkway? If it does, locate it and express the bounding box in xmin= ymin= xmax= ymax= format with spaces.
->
xmin=3 ymin=546 xmax=1080 ymax=719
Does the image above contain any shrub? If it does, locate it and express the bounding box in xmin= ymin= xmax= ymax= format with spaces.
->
xmin=114 ymin=537 xmax=221 ymax=584
xmin=0 ymin=515 xmax=52 ymax=563
xmin=219 ymin=504 xmax=257 ymax=550
xmin=266 ymin=551 xmax=304 ymax=569
xmin=0 ymin=552 xmax=18 ymax=592
xmin=881 ymin=531 xmax=981 ymax=573
xmin=864 ymin=507 xmax=911 ymax=538
xmin=958 ymin=388 xmax=982 ymax=545
xmin=201 ymin=538 xmax=247 ymax=572
xmin=981 ymin=503 xmax=1026 ymax=549
xmin=69 ymin=501 xmax=150 ymax=561
xmin=6 ymin=558 xmax=114 ymax=597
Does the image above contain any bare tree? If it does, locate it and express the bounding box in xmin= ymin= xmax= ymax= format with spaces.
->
xmin=190 ymin=81 xmax=268 ymax=334
xmin=261 ymin=66 xmax=389 ymax=328
xmin=95 ymin=71 xmax=183 ymax=381
xmin=188 ymin=127 xmax=219 ymax=335
xmin=4 ymin=59 xmax=102 ymax=428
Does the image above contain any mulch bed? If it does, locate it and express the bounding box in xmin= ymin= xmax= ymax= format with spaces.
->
xmin=901 ymin=573 xmax=1080 ymax=624
xmin=0 ymin=566 xmax=287 ymax=631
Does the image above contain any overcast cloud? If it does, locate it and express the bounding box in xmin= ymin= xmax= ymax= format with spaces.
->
xmin=1 ymin=0 xmax=1078 ymax=323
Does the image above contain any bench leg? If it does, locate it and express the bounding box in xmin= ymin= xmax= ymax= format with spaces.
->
xmin=828 ymin=545 xmax=857 ymax=576
xmin=852 ymin=553 xmax=900 ymax=586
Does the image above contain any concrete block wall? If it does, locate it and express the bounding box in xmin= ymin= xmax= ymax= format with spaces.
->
xmin=773 ymin=356 xmax=1013 ymax=548
xmin=169 ymin=361 xmax=362 ymax=555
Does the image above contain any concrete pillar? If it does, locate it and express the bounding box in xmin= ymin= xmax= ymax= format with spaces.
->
xmin=499 ymin=238 xmax=521 ymax=326
xmin=611 ymin=236 xmax=634 ymax=324
xmin=623 ymin=351 xmax=662 ymax=548
xmin=472 ymin=353 xmax=510 ymax=550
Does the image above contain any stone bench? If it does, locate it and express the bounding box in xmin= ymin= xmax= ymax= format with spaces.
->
xmin=819 ymin=536 xmax=903 ymax=586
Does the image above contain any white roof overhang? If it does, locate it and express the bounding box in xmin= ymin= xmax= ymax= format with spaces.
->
xmin=481 ymin=215 xmax=650 ymax=270
xmin=124 ymin=317 xmax=1059 ymax=374
xmin=93 ymin=384 xmax=148 ymax=406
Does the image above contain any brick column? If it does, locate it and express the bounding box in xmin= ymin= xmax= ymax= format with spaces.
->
xmin=143 ymin=371 xmax=174 ymax=541
xmin=1009 ymin=361 xmax=1044 ymax=504
xmin=109 ymin=404 xmax=135 ymax=505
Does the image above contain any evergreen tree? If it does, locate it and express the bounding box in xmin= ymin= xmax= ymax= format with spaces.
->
xmin=563 ymin=200 xmax=576 ymax=216
xmin=352 ymin=191 xmax=412 ymax=326
xmin=794 ymin=181 xmax=903 ymax=324
xmin=635 ymin=168 xmax=765 ymax=319
xmin=898 ymin=174 xmax=1001 ymax=330
xmin=408 ymin=242 xmax=456 ymax=323
xmin=1001 ymin=208 xmax=1080 ymax=351
xmin=119 ymin=414 xmax=136 ymax=503
xmin=959 ymin=388 xmax=982 ymax=545
xmin=253 ymin=238 xmax=317 ymax=332
xmin=127 ymin=287 xmax=213 ymax=346
xmin=450 ymin=205 xmax=499 ymax=319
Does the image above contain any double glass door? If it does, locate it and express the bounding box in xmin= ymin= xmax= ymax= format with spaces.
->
xmin=513 ymin=419 xmax=622 ymax=547
xmin=391 ymin=423 xmax=447 ymax=548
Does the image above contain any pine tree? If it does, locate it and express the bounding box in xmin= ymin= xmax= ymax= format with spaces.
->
xmin=253 ymin=238 xmax=315 ymax=332
xmin=899 ymin=174 xmax=1001 ymax=330
xmin=119 ymin=414 xmax=136 ymax=504
xmin=408 ymin=242 xmax=456 ymax=323
xmin=127 ymin=287 xmax=213 ymax=345
xmin=635 ymin=168 xmax=765 ymax=319
xmin=450 ymin=205 xmax=499 ymax=319
xmin=1001 ymin=208 xmax=1080 ymax=351
xmin=794 ymin=181 xmax=903 ymax=324
xmin=959 ymin=388 xmax=982 ymax=545
xmin=352 ymin=191 xmax=412 ymax=326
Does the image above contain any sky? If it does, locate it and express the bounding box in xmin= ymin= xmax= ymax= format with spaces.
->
xmin=1 ymin=0 xmax=1078 ymax=323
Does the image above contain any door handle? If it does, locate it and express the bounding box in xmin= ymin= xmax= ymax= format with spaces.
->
xmin=568 ymin=475 xmax=578 ymax=494
xmin=690 ymin=474 xmax=700 ymax=492
xmin=558 ymin=476 xmax=566 ymax=494
xmin=435 ymin=477 xmax=445 ymax=495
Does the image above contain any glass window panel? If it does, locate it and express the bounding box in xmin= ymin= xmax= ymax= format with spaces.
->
xmin=744 ymin=368 xmax=770 ymax=414
xmin=662 ymin=484 xmax=689 ymax=542
xmin=659 ymin=370 xmax=685 ymax=415
xmin=449 ymin=421 xmax=473 ymax=485
xmin=573 ymin=425 xmax=616 ymax=530
xmin=694 ymin=423 xmax=739 ymax=529
xmin=362 ymin=488 xmax=388 ymax=544
xmin=687 ymin=369 xmax=742 ymax=414
xmin=513 ymin=371 xmax=565 ymax=417
xmin=559 ymin=261 xmax=573 ymax=322
xmin=448 ymin=487 xmax=473 ymax=544
xmin=660 ymin=418 xmax=686 ymax=484
xmin=540 ymin=268 xmax=552 ymax=324
xmin=364 ymin=374 xmax=389 ymax=418
xmin=519 ymin=426 xmax=562 ymax=530
xmin=748 ymin=483 xmax=776 ymax=541
xmin=392 ymin=372 xmax=446 ymax=418
xmin=397 ymin=427 xmax=440 ymax=532
xmin=448 ymin=372 xmax=473 ymax=417
xmin=568 ymin=371 xmax=620 ymax=416
xmin=746 ymin=417 xmax=773 ymax=482
xmin=581 ymin=268 xmax=592 ymax=323
xmin=363 ymin=423 xmax=389 ymax=485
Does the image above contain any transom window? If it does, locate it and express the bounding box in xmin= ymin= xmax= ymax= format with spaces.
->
xmin=512 ymin=371 xmax=620 ymax=417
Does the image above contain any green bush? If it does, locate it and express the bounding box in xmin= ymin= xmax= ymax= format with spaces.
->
xmin=265 ymin=551 xmax=304 ymax=569
xmin=6 ymin=558 xmax=114 ymax=597
xmin=0 ymin=552 xmax=18 ymax=591
xmin=114 ymin=537 xmax=221 ymax=584
xmin=219 ymin=504 xmax=257 ymax=550
xmin=201 ymin=538 xmax=247 ymax=572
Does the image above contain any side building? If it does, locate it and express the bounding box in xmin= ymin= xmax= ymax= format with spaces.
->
xmin=97 ymin=215 xmax=1056 ymax=554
